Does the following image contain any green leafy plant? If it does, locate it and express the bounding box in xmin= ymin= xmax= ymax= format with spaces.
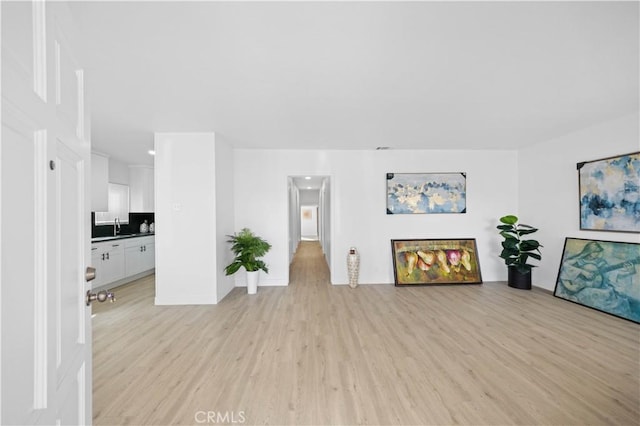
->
xmin=224 ymin=228 xmax=272 ymax=275
xmin=497 ymin=215 xmax=542 ymax=274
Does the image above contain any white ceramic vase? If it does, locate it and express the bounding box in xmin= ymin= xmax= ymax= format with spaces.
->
xmin=246 ymin=270 xmax=259 ymax=295
xmin=347 ymin=247 xmax=360 ymax=289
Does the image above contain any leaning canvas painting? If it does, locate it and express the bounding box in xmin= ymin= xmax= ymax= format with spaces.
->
xmin=554 ymin=238 xmax=640 ymax=323
xmin=391 ymin=239 xmax=482 ymax=286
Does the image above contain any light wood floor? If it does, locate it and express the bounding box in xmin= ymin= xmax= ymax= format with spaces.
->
xmin=93 ymin=241 xmax=640 ymax=426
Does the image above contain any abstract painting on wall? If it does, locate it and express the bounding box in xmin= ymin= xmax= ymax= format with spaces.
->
xmin=391 ymin=239 xmax=482 ymax=286
xmin=578 ymin=152 xmax=640 ymax=233
xmin=554 ymin=238 xmax=640 ymax=323
xmin=386 ymin=173 xmax=466 ymax=214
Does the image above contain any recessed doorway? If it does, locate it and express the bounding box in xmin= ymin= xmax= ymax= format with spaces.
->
xmin=288 ymin=176 xmax=331 ymax=277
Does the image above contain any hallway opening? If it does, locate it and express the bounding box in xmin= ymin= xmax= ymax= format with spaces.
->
xmin=288 ymin=176 xmax=331 ymax=283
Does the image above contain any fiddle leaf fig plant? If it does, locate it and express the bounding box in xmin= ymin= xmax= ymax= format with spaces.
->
xmin=497 ymin=215 xmax=542 ymax=274
xmin=224 ymin=228 xmax=272 ymax=275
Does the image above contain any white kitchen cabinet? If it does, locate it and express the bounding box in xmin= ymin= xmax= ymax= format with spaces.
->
xmin=129 ymin=165 xmax=154 ymax=212
xmin=124 ymin=235 xmax=155 ymax=276
xmin=92 ymin=235 xmax=155 ymax=289
xmin=91 ymin=240 xmax=125 ymax=288
xmin=91 ymin=152 xmax=109 ymax=211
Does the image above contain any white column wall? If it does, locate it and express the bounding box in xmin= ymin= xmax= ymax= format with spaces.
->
xmin=154 ymin=132 xmax=218 ymax=304
xmin=234 ymin=149 xmax=518 ymax=285
xmin=519 ymin=112 xmax=640 ymax=291
xmin=214 ymin=136 xmax=236 ymax=301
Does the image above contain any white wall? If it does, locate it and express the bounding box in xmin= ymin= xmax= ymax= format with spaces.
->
xmin=129 ymin=165 xmax=154 ymax=213
xmin=234 ymin=149 xmax=518 ymax=285
xmin=108 ymin=157 xmax=129 ymax=185
xmin=299 ymin=189 xmax=320 ymax=205
xmin=519 ymin=112 xmax=640 ymax=291
xmin=152 ymin=113 xmax=638 ymax=296
xmin=287 ymin=179 xmax=300 ymax=263
xmin=214 ymin=136 xmax=236 ymax=301
xmin=91 ymin=152 xmax=109 ymax=211
xmin=300 ymin=206 xmax=318 ymax=238
xmin=319 ymin=178 xmax=331 ymax=265
xmin=154 ymin=133 xmax=218 ymax=304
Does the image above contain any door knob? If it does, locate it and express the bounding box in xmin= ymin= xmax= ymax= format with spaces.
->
xmin=86 ymin=289 xmax=115 ymax=306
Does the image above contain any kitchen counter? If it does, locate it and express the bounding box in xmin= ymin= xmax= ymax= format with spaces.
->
xmin=92 ymin=232 xmax=155 ymax=243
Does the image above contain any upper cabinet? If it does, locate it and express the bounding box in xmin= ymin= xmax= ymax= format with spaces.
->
xmin=91 ymin=152 xmax=109 ymax=211
xmin=129 ymin=165 xmax=154 ymax=212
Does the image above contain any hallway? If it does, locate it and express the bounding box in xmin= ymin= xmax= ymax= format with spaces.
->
xmin=289 ymin=241 xmax=330 ymax=287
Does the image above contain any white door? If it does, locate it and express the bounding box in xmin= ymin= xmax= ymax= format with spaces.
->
xmin=1 ymin=2 xmax=91 ymax=424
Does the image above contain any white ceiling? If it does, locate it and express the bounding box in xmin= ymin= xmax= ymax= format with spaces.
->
xmin=68 ymin=1 xmax=639 ymax=166
xmin=291 ymin=175 xmax=326 ymax=191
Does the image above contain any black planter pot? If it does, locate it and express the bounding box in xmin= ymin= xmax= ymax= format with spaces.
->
xmin=508 ymin=267 xmax=532 ymax=290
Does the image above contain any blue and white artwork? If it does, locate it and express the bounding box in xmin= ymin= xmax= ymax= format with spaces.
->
xmin=386 ymin=173 xmax=466 ymax=214
xmin=554 ymin=238 xmax=640 ymax=323
xmin=579 ymin=152 xmax=640 ymax=233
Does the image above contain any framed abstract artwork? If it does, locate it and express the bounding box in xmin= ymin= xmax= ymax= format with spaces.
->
xmin=391 ymin=238 xmax=482 ymax=286
xmin=578 ymin=152 xmax=640 ymax=233
xmin=386 ymin=173 xmax=466 ymax=214
xmin=554 ymin=238 xmax=640 ymax=323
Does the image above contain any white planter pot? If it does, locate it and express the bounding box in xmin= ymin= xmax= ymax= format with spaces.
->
xmin=246 ymin=270 xmax=259 ymax=295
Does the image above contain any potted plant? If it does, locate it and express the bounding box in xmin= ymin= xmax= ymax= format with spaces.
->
xmin=497 ymin=215 xmax=542 ymax=290
xmin=224 ymin=228 xmax=272 ymax=295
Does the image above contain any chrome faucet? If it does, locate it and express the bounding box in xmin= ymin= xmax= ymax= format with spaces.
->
xmin=114 ymin=217 xmax=121 ymax=236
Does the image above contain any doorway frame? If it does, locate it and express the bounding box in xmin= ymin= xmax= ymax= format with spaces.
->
xmin=287 ymin=176 xmax=332 ymax=280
